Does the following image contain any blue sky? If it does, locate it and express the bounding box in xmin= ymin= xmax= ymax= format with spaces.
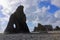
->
xmin=0 ymin=0 xmax=60 ymax=33
xmin=39 ymin=0 xmax=60 ymax=13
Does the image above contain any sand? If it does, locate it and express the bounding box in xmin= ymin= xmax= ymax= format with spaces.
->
xmin=0 ymin=33 xmax=60 ymax=40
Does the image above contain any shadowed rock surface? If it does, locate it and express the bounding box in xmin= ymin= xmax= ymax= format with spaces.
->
xmin=4 ymin=5 xmax=30 ymax=34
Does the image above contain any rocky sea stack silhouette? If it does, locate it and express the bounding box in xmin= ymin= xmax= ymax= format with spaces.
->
xmin=4 ymin=5 xmax=30 ymax=34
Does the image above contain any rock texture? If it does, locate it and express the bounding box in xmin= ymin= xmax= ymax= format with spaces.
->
xmin=0 ymin=33 xmax=60 ymax=40
xmin=4 ymin=5 xmax=30 ymax=34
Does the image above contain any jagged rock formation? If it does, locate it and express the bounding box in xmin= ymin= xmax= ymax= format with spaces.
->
xmin=33 ymin=23 xmax=46 ymax=32
xmin=54 ymin=26 xmax=60 ymax=31
xmin=33 ymin=23 xmax=53 ymax=32
xmin=4 ymin=5 xmax=30 ymax=34
xmin=44 ymin=25 xmax=53 ymax=31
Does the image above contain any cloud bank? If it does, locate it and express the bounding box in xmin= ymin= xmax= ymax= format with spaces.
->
xmin=0 ymin=0 xmax=60 ymax=33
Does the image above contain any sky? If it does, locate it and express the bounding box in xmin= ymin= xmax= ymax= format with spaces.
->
xmin=0 ymin=0 xmax=60 ymax=33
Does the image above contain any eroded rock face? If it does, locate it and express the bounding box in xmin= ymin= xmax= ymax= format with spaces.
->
xmin=4 ymin=5 xmax=30 ymax=34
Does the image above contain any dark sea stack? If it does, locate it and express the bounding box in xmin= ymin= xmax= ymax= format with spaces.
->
xmin=4 ymin=5 xmax=30 ymax=34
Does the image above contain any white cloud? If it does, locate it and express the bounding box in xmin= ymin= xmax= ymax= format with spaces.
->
xmin=0 ymin=0 xmax=41 ymax=32
xmin=51 ymin=20 xmax=60 ymax=28
xmin=51 ymin=0 xmax=60 ymax=7
xmin=0 ymin=18 xmax=8 ymax=33
xmin=0 ymin=0 xmax=60 ymax=33
xmin=54 ymin=10 xmax=60 ymax=18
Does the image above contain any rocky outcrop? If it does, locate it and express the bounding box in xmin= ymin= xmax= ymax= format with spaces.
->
xmin=4 ymin=5 xmax=30 ymax=34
